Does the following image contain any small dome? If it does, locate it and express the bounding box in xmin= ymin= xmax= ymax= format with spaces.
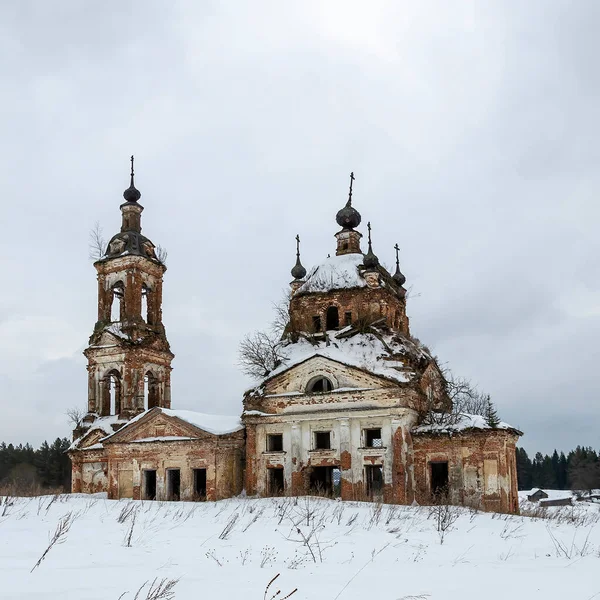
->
xmin=336 ymin=203 xmax=361 ymax=229
xmin=123 ymin=155 xmax=141 ymax=203
xmin=123 ymin=183 xmax=141 ymax=203
xmin=291 ymin=257 xmax=307 ymax=280
xmin=363 ymin=248 xmax=379 ymax=269
xmin=363 ymin=221 xmax=379 ymax=269
xmin=393 ymin=265 xmax=406 ymax=286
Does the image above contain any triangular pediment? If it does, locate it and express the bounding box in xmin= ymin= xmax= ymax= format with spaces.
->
xmin=103 ymin=408 xmax=216 ymax=444
xmin=72 ymin=427 xmax=109 ymax=451
xmin=263 ymin=354 xmax=403 ymax=397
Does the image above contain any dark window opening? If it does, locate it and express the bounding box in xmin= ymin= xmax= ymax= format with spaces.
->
xmin=309 ymin=466 xmax=333 ymax=496
xmin=307 ymin=376 xmax=333 ymax=393
xmin=365 ymin=465 xmax=383 ymax=496
xmin=344 ymin=311 xmax=352 ymax=326
xmin=167 ymin=469 xmax=180 ymax=501
xmin=430 ymin=462 xmax=449 ymax=497
xmin=342 ymin=242 xmax=349 ymax=251
xmin=365 ymin=428 xmax=383 ymax=448
xmin=143 ymin=470 xmax=156 ymax=500
xmin=314 ymin=431 xmax=331 ymax=450
xmin=193 ymin=468 xmax=207 ymax=499
xmin=268 ymin=468 xmax=284 ymax=496
xmin=145 ymin=372 xmax=159 ymax=409
xmin=267 ymin=433 xmax=283 ymax=452
xmin=326 ymin=306 xmax=339 ymax=330
xmin=312 ymin=315 xmax=321 ymax=332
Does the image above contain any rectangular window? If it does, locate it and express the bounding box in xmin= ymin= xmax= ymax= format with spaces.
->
xmin=430 ymin=461 xmax=449 ymax=496
xmin=142 ymin=470 xmax=156 ymax=500
xmin=268 ymin=468 xmax=284 ymax=496
xmin=344 ymin=311 xmax=352 ymax=326
xmin=193 ymin=468 xmax=207 ymax=499
xmin=166 ymin=469 xmax=181 ymax=501
xmin=365 ymin=465 xmax=383 ymax=496
xmin=267 ymin=433 xmax=283 ymax=452
xmin=314 ymin=431 xmax=331 ymax=450
xmin=365 ymin=428 xmax=382 ymax=448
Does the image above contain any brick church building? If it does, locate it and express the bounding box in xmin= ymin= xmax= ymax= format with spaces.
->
xmin=69 ymin=163 xmax=521 ymax=513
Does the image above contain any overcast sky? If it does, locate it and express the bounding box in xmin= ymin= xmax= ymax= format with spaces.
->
xmin=0 ymin=1 xmax=598 ymax=455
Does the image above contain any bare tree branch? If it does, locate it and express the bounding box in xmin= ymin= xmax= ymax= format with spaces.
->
xmin=89 ymin=221 xmax=106 ymax=261
xmin=238 ymin=331 xmax=285 ymax=379
xmin=66 ymin=406 xmax=85 ymax=427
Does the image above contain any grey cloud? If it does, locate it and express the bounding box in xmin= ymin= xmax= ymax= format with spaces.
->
xmin=0 ymin=1 xmax=598 ymax=457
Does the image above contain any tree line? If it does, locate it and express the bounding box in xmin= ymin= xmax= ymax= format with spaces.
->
xmin=0 ymin=439 xmax=71 ymax=492
xmin=516 ymin=446 xmax=600 ymax=493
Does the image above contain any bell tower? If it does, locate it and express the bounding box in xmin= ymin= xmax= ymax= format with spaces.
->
xmin=83 ymin=157 xmax=174 ymax=426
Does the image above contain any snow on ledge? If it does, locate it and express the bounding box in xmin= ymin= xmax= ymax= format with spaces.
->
xmin=161 ymin=409 xmax=244 ymax=435
xmin=412 ymin=413 xmax=519 ymax=435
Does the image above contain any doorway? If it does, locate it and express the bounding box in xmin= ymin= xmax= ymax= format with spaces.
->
xmin=166 ymin=469 xmax=181 ymax=501
xmin=143 ymin=470 xmax=157 ymax=500
xmin=193 ymin=468 xmax=207 ymax=499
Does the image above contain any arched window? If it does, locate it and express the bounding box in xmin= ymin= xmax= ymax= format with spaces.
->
xmin=306 ymin=376 xmax=334 ymax=394
xmin=101 ymin=370 xmax=122 ymax=416
xmin=141 ymin=284 xmax=150 ymax=324
xmin=110 ymin=282 xmax=124 ymax=322
xmin=145 ymin=371 xmax=159 ymax=409
xmin=326 ymin=306 xmax=339 ymax=330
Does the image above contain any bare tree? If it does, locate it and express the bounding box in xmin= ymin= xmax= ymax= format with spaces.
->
xmin=238 ymin=331 xmax=285 ymax=379
xmin=446 ymin=373 xmax=489 ymax=416
xmin=89 ymin=221 xmax=106 ymax=261
xmin=66 ymin=406 xmax=85 ymax=428
xmin=271 ymin=289 xmax=292 ymax=337
xmin=422 ymin=369 xmax=493 ymax=427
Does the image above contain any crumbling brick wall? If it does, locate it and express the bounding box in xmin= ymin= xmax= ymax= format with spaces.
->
xmin=412 ymin=430 xmax=520 ymax=513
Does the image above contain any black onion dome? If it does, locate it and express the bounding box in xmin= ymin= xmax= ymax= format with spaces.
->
xmin=291 ymin=257 xmax=307 ymax=280
xmin=123 ymin=183 xmax=141 ymax=203
xmin=291 ymin=234 xmax=307 ymax=280
xmin=336 ymin=201 xmax=361 ymax=229
xmin=363 ymin=247 xmax=379 ymax=269
xmin=393 ymin=264 xmax=406 ymax=286
xmin=123 ymin=155 xmax=141 ymax=203
xmin=363 ymin=221 xmax=379 ymax=269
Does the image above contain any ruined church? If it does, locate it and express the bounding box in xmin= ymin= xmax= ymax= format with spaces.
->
xmin=69 ymin=163 xmax=521 ymax=513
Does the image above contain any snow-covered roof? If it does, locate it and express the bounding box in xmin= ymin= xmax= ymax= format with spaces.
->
xmin=248 ymin=329 xmax=431 ymax=393
xmin=296 ymin=253 xmax=367 ymax=294
xmin=160 ymin=409 xmax=244 ymax=435
xmin=68 ymin=414 xmax=128 ymax=450
xmin=412 ymin=413 xmax=520 ymax=435
xmin=99 ymin=407 xmax=244 ymax=442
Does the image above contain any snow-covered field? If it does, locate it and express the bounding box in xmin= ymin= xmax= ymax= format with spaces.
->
xmin=2 ymin=492 xmax=600 ymax=600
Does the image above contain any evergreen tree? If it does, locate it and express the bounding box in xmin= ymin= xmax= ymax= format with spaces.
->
xmin=484 ymin=396 xmax=501 ymax=428
xmin=516 ymin=447 xmax=533 ymax=490
xmin=558 ymin=452 xmax=568 ymax=489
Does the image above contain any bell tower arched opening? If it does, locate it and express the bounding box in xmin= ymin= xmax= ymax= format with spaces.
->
xmin=110 ymin=282 xmax=124 ymax=322
xmin=100 ymin=370 xmax=122 ymax=416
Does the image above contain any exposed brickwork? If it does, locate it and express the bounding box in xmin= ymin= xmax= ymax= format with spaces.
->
xmin=290 ymin=286 xmax=409 ymax=335
xmin=412 ymin=430 xmax=520 ymax=513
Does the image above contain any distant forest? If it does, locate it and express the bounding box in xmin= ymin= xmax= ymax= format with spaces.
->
xmin=516 ymin=447 xmax=600 ymax=492
xmin=0 ymin=439 xmax=599 ymax=495
xmin=0 ymin=439 xmax=71 ymax=492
